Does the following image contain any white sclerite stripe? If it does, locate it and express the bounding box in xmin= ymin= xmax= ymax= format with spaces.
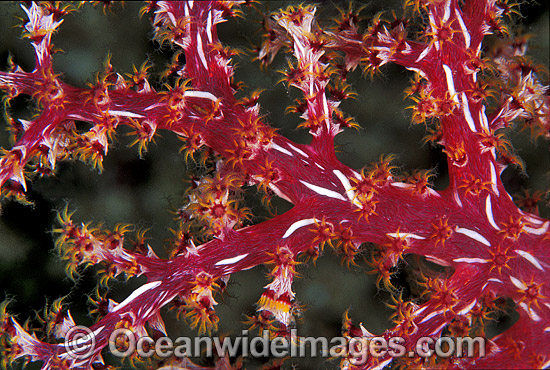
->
xmin=283 ymin=218 xmax=317 ymax=239
xmin=144 ymin=102 xmax=164 ymax=111
xmin=272 ymin=143 xmax=293 ymax=156
xmin=525 ymin=215 xmax=544 ymax=225
xmin=287 ymin=143 xmax=308 ymax=157
xmin=489 ymin=162 xmax=499 ymax=195
xmin=442 ymin=64 xmax=459 ymax=103
xmin=415 ymin=45 xmax=432 ymax=62
xmin=453 ymin=257 xmax=490 ymax=264
xmin=519 ymin=302 xmax=541 ymax=321
xmin=196 ymin=33 xmax=208 ymax=70
xmin=455 ymin=9 xmax=470 ymax=48
xmin=443 ymin=0 xmax=451 ymax=22
xmin=420 ymin=310 xmax=442 ymax=324
xmin=322 ymin=94 xmax=331 ymax=130
xmin=143 ymin=306 xmax=154 ymax=319
xmin=414 ymin=306 xmax=429 ymax=316
xmin=455 ymin=227 xmax=491 ymax=246
xmin=515 ymin=249 xmax=544 ymax=271
xmin=268 ymin=184 xmax=293 ymax=203
xmin=426 ymin=255 xmax=451 ymax=266
xmin=371 ymin=358 xmax=392 ymax=370
xmin=387 ymin=232 xmax=425 ymax=240
xmin=485 ymin=195 xmax=500 ymax=230
xmin=333 ymin=170 xmax=360 ymax=207
xmin=112 ymin=281 xmax=162 ymax=312
xmin=509 ymin=276 xmax=527 ymax=290
xmin=206 ymin=10 xmax=213 ymax=43
xmin=479 ymin=105 xmax=489 ymax=130
xmin=108 ymin=110 xmax=144 ymax=118
xmin=488 ymin=278 xmax=502 ymax=283
xmin=215 ymin=253 xmax=249 ymax=266
xmin=430 ymin=322 xmax=448 ymax=336
xmin=523 ymin=221 xmax=549 ymax=235
xmin=454 ymin=191 xmax=463 ymax=207
xmin=299 ymin=180 xmax=346 ymax=201
xmin=461 ymin=93 xmax=476 ymax=132
xmin=184 ymin=90 xmax=218 ymax=102
xmin=391 ymin=182 xmax=414 ymax=189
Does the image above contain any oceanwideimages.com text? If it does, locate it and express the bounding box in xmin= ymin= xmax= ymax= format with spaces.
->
xmin=65 ymin=326 xmax=485 ymax=365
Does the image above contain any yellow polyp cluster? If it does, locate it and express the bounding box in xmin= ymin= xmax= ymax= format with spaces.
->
xmin=403 ymin=0 xmax=433 ymax=16
xmin=297 ymin=111 xmax=328 ymax=132
xmin=256 ymin=159 xmax=280 ymax=194
xmin=180 ymin=272 xmax=220 ymax=335
xmin=54 ymin=208 xmax=140 ymax=281
xmin=225 ymin=140 xmax=252 ymax=169
xmin=366 ymin=249 xmax=397 ymax=292
xmin=350 ymin=169 xmax=378 ymax=200
xmin=350 ymin=156 xmax=396 ymax=222
xmin=333 ymin=224 xmax=360 ymax=267
xmin=160 ymin=50 xmax=184 ymax=81
xmin=443 ymin=142 xmax=468 ymax=167
xmin=466 ymin=82 xmax=497 ymax=104
xmin=33 ymin=297 xmax=72 ymax=340
xmin=423 ymin=18 xmax=460 ymax=48
xmin=516 ymin=277 xmax=547 ymax=313
xmin=32 ymin=69 xmax=66 ymax=109
xmin=309 ymin=218 xmax=335 ymax=251
xmin=468 ymin=293 xmax=500 ymax=334
xmin=429 ymin=216 xmax=453 ymax=248
xmin=127 ymin=60 xmax=152 ymax=91
xmin=163 ymin=79 xmax=190 ymax=113
xmin=458 ymin=173 xmax=492 ymax=197
xmin=476 ymin=130 xmax=511 ymax=154
xmin=498 ymin=215 xmax=526 ymax=240
xmin=407 ymin=87 xmax=436 ymax=125
xmin=275 ymin=4 xmax=315 ymax=28
xmin=384 ymin=230 xmax=411 ymax=263
xmin=232 ymin=115 xmax=275 ymax=150
xmin=83 ymin=76 xmax=112 ymax=109
xmin=178 ymin=128 xmax=205 ymax=163
xmin=429 ymin=280 xmax=458 ymax=315
xmin=238 ymin=89 xmax=264 ymax=109
xmin=447 ymin=315 xmax=471 ymax=337
xmin=151 ymin=7 xmax=190 ymax=48
xmin=387 ymin=293 xmax=418 ymax=335
xmin=408 ymin=89 xmax=457 ymax=126
xmin=403 ymin=169 xmax=435 ymax=196
xmin=0 ymin=301 xmax=17 ymax=368
xmin=386 ymin=23 xmax=409 ymax=57
xmin=0 ymin=148 xmax=27 ymax=192
xmin=486 ymin=1 xmax=520 ymax=36
xmin=194 ymin=98 xmax=222 ymax=125
xmin=127 ymin=119 xmax=158 ymax=158
xmin=514 ymin=189 xmax=545 ymax=215
xmin=183 ymin=171 xmax=249 ymax=238
xmin=73 ymin=125 xmax=116 ymax=173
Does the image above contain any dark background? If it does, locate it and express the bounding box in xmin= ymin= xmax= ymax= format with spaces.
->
xmin=0 ymin=1 xmax=548 ymax=369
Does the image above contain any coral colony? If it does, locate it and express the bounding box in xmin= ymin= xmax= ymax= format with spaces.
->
xmin=0 ymin=1 xmax=549 ymax=369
